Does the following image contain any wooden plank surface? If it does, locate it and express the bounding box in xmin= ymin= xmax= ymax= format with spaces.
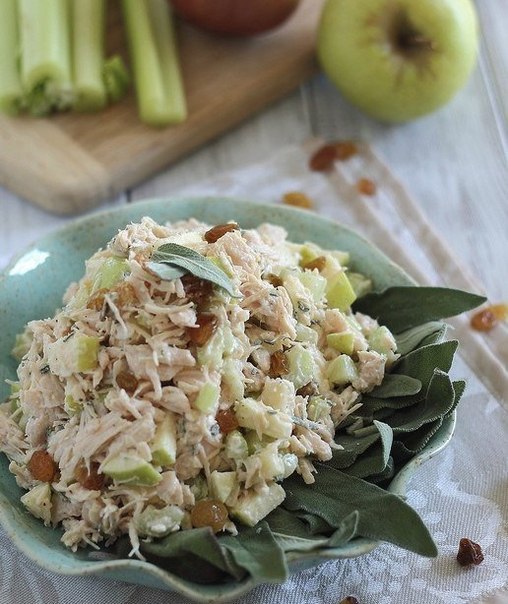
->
xmin=0 ymin=0 xmax=322 ymax=215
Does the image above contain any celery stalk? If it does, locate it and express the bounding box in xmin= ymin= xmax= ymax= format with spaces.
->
xmin=70 ymin=0 xmax=106 ymax=111
xmin=122 ymin=0 xmax=187 ymax=126
xmin=0 ymin=0 xmax=23 ymax=114
xmin=18 ymin=0 xmax=73 ymax=115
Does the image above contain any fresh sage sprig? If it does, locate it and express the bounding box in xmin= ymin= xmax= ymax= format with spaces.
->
xmin=146 ymin=243 xmax=237 ymax=297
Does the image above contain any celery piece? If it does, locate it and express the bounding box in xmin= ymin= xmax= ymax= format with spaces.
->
xmin=18 ymin=0 xmax=73 ymax=115
xmin=103 ymin=55 xmax=130 ymax=103
xmin=122 ymin=0 xmax=187 ymax=126
xmin=286 ymin=344 xmax=316 ymax=390
xmin=0 ymin=0 xmax=23 ymax=114
xmin=70 ymin=0 xmax=106 ymax=111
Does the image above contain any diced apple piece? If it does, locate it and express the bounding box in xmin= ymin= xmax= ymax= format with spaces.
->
xmin=151 ymin=414 xmax=177 ymax=466
xmin=102 ymin=454 xmax=161 ymax=486
xmin=369 ymin=326 xmax=397 ymax=355
xmin=261 ymin=378 xmax=295 ymax=413
xmin=326 ymin=271 xmax=357 ymax=311
xmin=257 ymin=443 xmax=285 ymax=481
xmin=92 ymin=256 xmax=129 ymax=291
xmin=286 ymin=344 xmax=316 ymax=390
xmin=210 ymin=471 xmax=237 ymax=503
xmin=135 ymin=504 xmax=184 ymax=537
xmin=47 ymin=334 xmax=100 ymax=378
xmin=21 ymin=483 xmax=52 ymax=526
xmin=327 ymin=332 xmax=355 ymax=355
xmin=327 ymin=355 xmax=358 ymax=386
xmin=307 ymin=397 xmax=332 ymax=421
xmin=231 ymin=483 xmax=286 ymax=527
xmin=264 ymin=408 xmax=293 ymax=439
xmin=236 ymin=399 xmax=292 ymax=439
xmin=194 ymin=383 xmax=220 ymax=414
xmin=347 ymin=272 xmax=372 ymax=298
xmin=297 ymin=271 xmax=327 ymax=303
xmin=225 ymin=430 xmax=249 ymax=460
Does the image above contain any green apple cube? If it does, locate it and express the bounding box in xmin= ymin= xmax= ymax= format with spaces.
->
xmin=295 ymin=323 xmax=319 ymax=345
xmin=347 ymin=272 xmax=372 ymax=298
xmin=151 ymin=414 xmax=177 ymax=466
xmin=93 ymin=256 xmax=129 ymax=291
xmin=327 ymin=332 xmax=355 ymax=355
xmin=20 ymin=483 xmax=52 ymax=526
xmin=299 ymin=243 xmax=322 ymax=266
xmin=261 ymin=379 xmax=295 ymax=413
xmin=257 ymin=446 xmax=285 ymax=481
xmin=307 ymin=397 xmax=332 ymax=422
xmin=64 ymin=394 xmax=82 ymax=416
xmin=12 ymin=331 xmax=33 ymax=361
xmin=222 ymin=358 xmax=245 ymax=402
xmin=264 ymin=409 xmax=293 ymax=439
xmin=197 ymin=328 xmax=225 ymax=371
xmin=135 ymin=504 xmax=184 ymax=537
xmin=326 ymin=271 xmax=357 ymax=311
xmin=244 ymin=429 xmax=266 ymax=455
xmin=225 ymin=430 xmax=249 ymax=460
xmin=230 ymin=482 xmax=286 ymax=527
xmin=329 ymin=250 xmax=350 ymax=266
xmin=327 ymin=355 xmax=358 ymax=386
xmin=298 ymin=271 xmax=327 ymax=303
xmin=194 ymin=383 xmax=220 ymax=414
xmin=286 ymin=344 xmax=316 ymax=390
xmin=102 ymin=454 xmax=162 ymax=486
xmin=76 ymin=335 xmax=100 ymax=372
xmin=369 ymin=326 xmax=396 ymax=355
xmin=210 ymin=470 xmax=237 ymax=503
xmin=236 ymin=399 xmax=292 ymax=439
xmin=47 ymin=334 xmax=100 ymax=377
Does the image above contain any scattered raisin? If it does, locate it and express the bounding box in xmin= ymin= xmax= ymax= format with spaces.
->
xmin=27 ymin=450 xmax=58 ymax=483
xmin=471 ymin=304 xmax=508 ymax=332
xmin=282 ymin=191 xmax=314 ymax=209
xmin=191 ymin=499 xmax=229 ymax=532
xmin=303 ymin=256 xmax=326 ymax=272
xmin=186 ymin=312 xmax=218 ymax=347
xmin=335 ymin=141 xmax=358 ymax=161
xmin=339 ymin=597 xmax=360 ymax=604
xmin=309 ymin=144 xmax=338 ymax=171
xmin=216 ymin=409 xmax=239 ymax=434
xmin=114 ymin=282 xmax=137 ymax=307
xmin=181 ymin=274 xmax=214 ymax=306
xmin=357 ymin=178 xmax=376 ymax=196
xmin=457 ymin=538 xmax=484 ymax=566
xmin=269 ymin=351 xmax=289 ymax=377
xmin=76 ymin=462 xmax=105 ymax=491
xmin=86 ymin=288 xmax=108 ymax=311
xmin=116 ymin=370 xmax=139 ymax=394
xmin=297 ymin=382 xmax=317 ymax=397
xmin=266 ymin=274 xmax=283 ymax=287
xmin=204 ymin=223 xmax=239 ymax=243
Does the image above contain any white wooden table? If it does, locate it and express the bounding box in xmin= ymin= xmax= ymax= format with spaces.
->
xmin=0 ymin=2 xmax=506 ymax=603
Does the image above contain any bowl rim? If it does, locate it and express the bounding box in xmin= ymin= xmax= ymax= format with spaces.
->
xmin=0 ymin=196 xmax=455 ymax=603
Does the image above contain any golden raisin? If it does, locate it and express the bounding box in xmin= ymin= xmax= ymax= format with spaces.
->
xmin=457 ymin=538 xmax=484 ymax=566
xmin=335 ymin=141 xmax=358 ymax=161
xmin=269 ymin=351 xmax=289 ymax=377
xmin=266 ymin=274 xmax=283 ymax=287
xmin=181 ymin=274 xmax=214 ymax=306
xmin=297 ymin=382 xmax=317 ymax=398
xmin=116 ymin=370 xmax=138 ymax=394
xmin=27 ymin=450 xmax=58 ymax=483
xmin=357 ymin=178 xmax=376 ymax=196
xmin=339 ymin=597 xmax=360 ymax=604
xmin=86 ymin=288 xmax=108 ymax=311
xmin=309 ymin=144 xmax=338 ymax=171
xmin=216 ymin=409 xmax=239 ymax=434
xmin=114 ymin=282 xmax=137 ymax=307
xmin=303 ymin=256 xmax=326 ymax=272
xmin=204 ymin=223 xmax=239 ymax=244
xmin=191 ymin=499 xmax=229 ymax=532
xmin=282 ymin=191 xmax=314 ymax=209
xmin=186 ymin=312 xmax=218 ymax=347
xmin=471 ymin=304 xmax=508 ymax=332
xmin=75 ymin=462 xmax=105 ymax=491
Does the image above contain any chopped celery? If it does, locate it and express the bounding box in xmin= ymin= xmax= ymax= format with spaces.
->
xmin=307 ymin=397 xmax=332 ymax=422
xmin=286 ymin=344 xmax=316 ymax=390
xmin=122 ymin=0 xmax=187 ymax=126
xmin=18 ymin=0 xmax=73 ymax=115
xmin=151 ymin=414 xmax=177 ymax=466
xmin=102 ymin=453 xmax=161 ymax=486
xmin=103 ymin=55 xmax=130 ymax=103
xmin=70 ymin=0 xmax=106 ymax=111
xmin=194 ymin=383 xmax=219 ymax=414
xmin=0 ymin=0 xmax=23 ymax=114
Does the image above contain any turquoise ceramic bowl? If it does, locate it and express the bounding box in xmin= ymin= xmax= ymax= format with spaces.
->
xmin=0 ymin=198 xmax=455 ymax=602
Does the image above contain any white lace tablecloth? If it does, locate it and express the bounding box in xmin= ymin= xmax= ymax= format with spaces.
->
xmin=1 ymin=143 xmax=507 ymax=604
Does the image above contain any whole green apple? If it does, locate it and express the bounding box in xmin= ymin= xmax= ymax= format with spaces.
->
xmin=317 ymin=0 xmax=479 ymax=122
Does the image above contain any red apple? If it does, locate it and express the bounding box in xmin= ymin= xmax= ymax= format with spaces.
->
xmin=170 ymin=0 xmax=301 ymax=36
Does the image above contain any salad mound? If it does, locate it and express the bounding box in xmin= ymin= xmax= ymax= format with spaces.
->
xmin=0 ymin=217 xmax=399 ymax=555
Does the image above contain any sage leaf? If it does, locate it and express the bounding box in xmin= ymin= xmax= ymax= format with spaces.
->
xmin=327 ymin=511 xmax=360 ymax=547
xmin=392 ymin=419 xmax=444 ymax=461
xmin=220 ymin=523 xmax=288 ymax=583
xmin=345 ymin=421 xmax=393 ymax=479
xmin=151 ymin=243 xmax=237 ymax=297
xmin=394 ymin=340 xmax=458 ymax=385
xmin=353 ymin=287 xmax=486 ymax=332
xmin=146 ymin=261 xmax=187 ymax=281
xmin=369 ymin=374 xmax=422 ymax=399
xmin=395 ymin=322 xmax=448 ymax=356
xmin=283 ymin=465 xmax=437 ymax=557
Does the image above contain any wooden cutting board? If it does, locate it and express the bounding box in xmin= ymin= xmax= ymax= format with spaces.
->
xmin=0 ymin=0 xmax=324 ymax=215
